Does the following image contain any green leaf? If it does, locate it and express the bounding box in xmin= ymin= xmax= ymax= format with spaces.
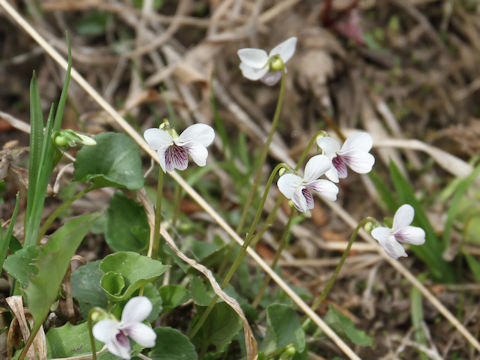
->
xmin=105 ymin=191 xmax=149 ymax=252
xmin=159 ymin=285 xmax=189 ymax=311
xmin=192 ymin=302 xmax=242 ymax=353
xmin=261 ymin=304 xmax=305 ymax=354
xmin=443 ymin=165 xmax=480 ymax=247
xmin=325 ymin=305 xmax=372 ymax=346
xmin=71 ymin=260 xmax=108 ymax=317
xmin=3 ymin=245 xmax=39 ymax=287
xmin=149 ymin=327 xmax=197 ymax=360
xmin=99 ymin=251 xmax=169 ymax=301
xmin=143 ymin=283 xmax=163 ymax=322
xmin=46 ymin=322 xmax=114 ymax=359
xmin=389 ymin=161 xmax=454 ymax=281
xmin=190 ymin=276 xmax=214 ymax=306
xmin=101 ymin=271 xmax=125 ymax=296
xmin=75 ymin=11 xmax=112 ymax=36
xmin=410 ymin=274 xmax=428 ymax=360
xmin=465 ymin=254 xmax=480 ymax=283
xmin=74 ymin=132 xmax=144 ymax=190
xmin=26 ymin=213 xmax=100 ymax=339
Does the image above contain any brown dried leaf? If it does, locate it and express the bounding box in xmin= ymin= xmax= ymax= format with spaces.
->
xmin=6 ymin=296 xmax=47 ymax=360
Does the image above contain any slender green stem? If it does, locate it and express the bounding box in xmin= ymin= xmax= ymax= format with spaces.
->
xmin=296 ymin=130 xmax=328 ymax=171
xmin=303 ymin=217 xmax=374 ymax=328
xmin=152 ymin=168 xmax=164 ymax=260
xmin=37 ymin=185 xmax=94 ymax=243
xmin=244 ymin=163 xmax=289 ymax=240
xmin=172 ymin=181 xmax=182 ymax=228
xmin=18 ymin=332 xmax=35 ymax=360
xmin=252 ymin=209 xmax=295 ymax=308
xmin=219 ymin=164 xmax=288 ymax=277
xmin=88 ymin=309 xmax=98 ymax=360
xmin=236 ymin=68 xmax=287 ymax=234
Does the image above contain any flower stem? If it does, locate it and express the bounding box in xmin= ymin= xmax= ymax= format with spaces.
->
xmin=191 ymin=163 xmax=288 ymax=339
xmin=152 ymin=167 xmax=164 ymax=260
xmin=296 ymin=130 xmax=329 ymax=171
xmin=37 ymin=185 xmax=95 ymax=243
xmin=172 ymin=180 xmax=182 ymax=228
xmin=252 ymin=209 xmax=296 ymax=308
xmin=88 ymin=309 xmax=98 ymax=360
xmin=218 ymin=163 xmax=288 ymax=276
xmin=236 ymin=68 xmax=287 ymax=235
xmin=302 ymin=217 xmax=374 ymax=328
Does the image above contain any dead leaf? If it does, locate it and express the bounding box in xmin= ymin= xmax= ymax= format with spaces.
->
xmin=6 ymin=296 xmax=47 ymax=360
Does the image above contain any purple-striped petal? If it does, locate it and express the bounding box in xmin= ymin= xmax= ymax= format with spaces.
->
xmin=165 ymin=145 xmax=189 ymax=172
xmin=292 ymin=187 xmax=309 ymax=213
xmin=332 ymin=156 xmax=348 ymax=178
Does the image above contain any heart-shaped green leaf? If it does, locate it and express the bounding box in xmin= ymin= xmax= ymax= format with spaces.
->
xmin=105 ymin=191 xmax=149 ymax=252
xmin=159 ymin=285 xmax=189 ymax=311
xmin=149 ymin=327 xmax=197 ymax=360
xmin=261 ymin=303 xmax=305 ymax=353
xmin=73 ymin=132 xmax=144 ymax=190
xmin=100 ymin=251 xmax=168 ymax=301
xmin=71 ymin=260 xmax=108 ymax=317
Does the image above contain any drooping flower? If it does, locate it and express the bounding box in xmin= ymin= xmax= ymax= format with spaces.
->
xmin=237 ymin=37 xmax=297 ymax=86
xmin=371 ymin=204 xmax=426 ymax=259
xmin=93 ymin=296 xmax=156 ymax=359
xmin=316 ymin=132 xmax=375 ymax=183
xmin=144 ymin=123 xmax=215 ymax=173
xmin=277 ymin=155 xmax=338 ymax=213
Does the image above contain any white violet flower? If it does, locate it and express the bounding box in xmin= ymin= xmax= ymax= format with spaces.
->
xmin=237 ymin=37 xmax=297 ymax=86
xmin=93 ymin=296 xmax=156 ymax=359
xmin=371 ymin=204 xmax=426 ymax=259
xmin=277 ymin=155 xmax=339 ymax=213
xmin=144 ymin=123 xmax=215 ymax=173
xmin=316 ymin=132 xmax=375 ymax=183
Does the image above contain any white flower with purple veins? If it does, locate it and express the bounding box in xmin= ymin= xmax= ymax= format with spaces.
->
xmin=93 ymin=296 xmax=156 ymax=359
xmin=144 ymin=124 xmax=215 ymax=173
xmin=237 ymin=37 xmax=297 ymax=86
xmin=316 ymin=132 xmax=375 ymax=183
xmin=277 ymin=155 xmax=339 ymax=213
xmin=371 ymin=204 xmax=426 ymax=259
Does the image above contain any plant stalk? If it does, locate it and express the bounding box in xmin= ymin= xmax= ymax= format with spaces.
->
xmin=252 ymin=209 xmax=295 ymax=308
xmin=37 ymin=185 xmax=94 ymax=243
xmin=152 ymin=167 xmax=164 ymax=260
xmin=236 ymin=68 xmax=287 ymax=234
xmin=303 ymin=217 xmax=374 ymax=328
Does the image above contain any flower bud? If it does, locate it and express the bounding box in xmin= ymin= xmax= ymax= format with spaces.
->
xmin=53 ymin=129 xmax=96 ymax=149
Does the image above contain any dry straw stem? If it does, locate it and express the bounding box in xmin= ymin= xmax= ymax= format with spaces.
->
xmin=0 ymin=2 xmax=360 ymax=359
